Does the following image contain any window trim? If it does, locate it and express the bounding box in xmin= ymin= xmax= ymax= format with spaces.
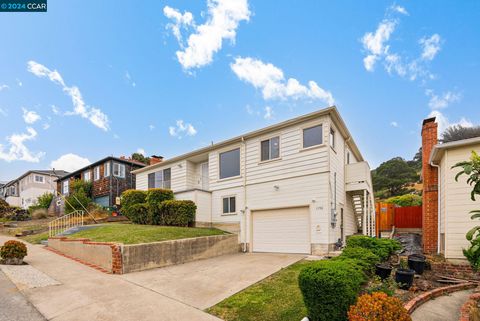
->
xmin=329 ymin=127 xmax=336 ymax=150
xmin=83 ymin=170 xmax=91 ymax=182
xmin=104 ymin=162 xmax=111 ymax=177
xmin=34 ymin=175 xmax=45 ymax=183
xmin=218 ymin=147 xmax=241 ymax=180
xmin=94 ymin=166 xmax=101 ymax=181
xmin=260 ymin=135 xmax=281 ymax=162
xmin=148 ymin=167 xmax=171 ymax=189
xmin=113 ymin=162 xmax=126 ymax=178
xmin=301 ymin=123 xmax=324 ymax=150
xmin=62 ymin=180 xmax=69 ymax=195
xmin=222 ymin=196 xmax=237 ymax=215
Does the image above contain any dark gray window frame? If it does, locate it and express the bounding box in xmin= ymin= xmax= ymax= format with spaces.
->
xmin=303 ymin=124 xmax=323 ymax=148
xmin=260 ymin=136 xmax=280 ymax=161
xmin=219 ymin=148 xmax=241 ymax=179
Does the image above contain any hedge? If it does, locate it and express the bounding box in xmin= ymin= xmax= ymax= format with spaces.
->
xmin=121 ymin=190 xmax=147 ymax=209
xmin=299 ymin=259 xmax=366 ymax=321
xmin=146 ymin=189 xmax=174 ymax=224
xmin=156 ymin=200 xmax=196 ymax=227
xmin=334 ymin=247 xmax=380 ymax=271
xmin=346 ymin=235 xmax=401 ymax=260
xmin=123 ymin=203 xmax=150 ymax=224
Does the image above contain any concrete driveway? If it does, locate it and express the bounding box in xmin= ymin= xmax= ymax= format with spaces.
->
xmin=121 ymin=252 xmax=304 ymax=309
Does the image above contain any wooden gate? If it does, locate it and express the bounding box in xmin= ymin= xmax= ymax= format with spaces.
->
xmin=375 ymin=203 xmax=395 ymax=234
xmin=394 ymin=206 xmax=422 ymax=228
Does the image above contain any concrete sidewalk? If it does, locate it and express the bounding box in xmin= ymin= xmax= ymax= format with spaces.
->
xmin=411 ymin=289 xmax=473 ymax=321
xmin=0 ymin=235 xmax=220 ymax=321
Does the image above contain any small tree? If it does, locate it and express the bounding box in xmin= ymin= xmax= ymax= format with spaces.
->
xmin=36 ymin=192 xmax=54 ymax=208
xmin=65 ymin=180 xmax=93 ymax=213
xmin=131 ymin=153 xmax=150 ymax=165
xmin=452 ymin=151 xmax=480 ymax=270
xmin=441 ymin=125 xmax=480 ymax=143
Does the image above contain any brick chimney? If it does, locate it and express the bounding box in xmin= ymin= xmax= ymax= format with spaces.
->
xmin=421 ymin=117 xmax=439 ymax=254
xmin=149 ymin=155 xmax=163 ymax=166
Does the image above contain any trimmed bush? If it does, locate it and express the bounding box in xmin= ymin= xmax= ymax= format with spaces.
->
xmin=346 ymin=235 xmax=401 ymax=261
xmin=146 ymin=188 xmax=174 ymax=207
xmin=157 ymin=200 xmax=196 ymax=226
xmin=123 ymin=203 xmax=150 ymax=224
xmin=121 ymin=190 xmax=147 ymax=209
xmin=299 ymin=260 xmax=366 ymax=321
xmin=348 ymin=292 xmax=411 ymax=321
xmin=0 ymin=240 xmax=27 ymax=260
xmin=338 ymin=247 xmax=380 ymax=269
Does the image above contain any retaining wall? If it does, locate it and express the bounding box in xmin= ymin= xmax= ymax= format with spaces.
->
xmin=121 ymin=234 xmax=239 ymax=273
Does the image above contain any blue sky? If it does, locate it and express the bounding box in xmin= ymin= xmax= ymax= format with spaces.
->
xmin=1 ymin=0 xmax=479 ymax=181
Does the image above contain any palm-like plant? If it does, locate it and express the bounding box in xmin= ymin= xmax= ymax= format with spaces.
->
xmin=452 ymin=151 xmax=480 ymax=270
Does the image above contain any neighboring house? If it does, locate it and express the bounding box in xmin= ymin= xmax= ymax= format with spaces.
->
xmin=2 ymin=170 xmax=69 ymax=209
xmin=0 ymin=182 xmax=6 ymax=200
xmin=56 ymin=156 xmax=147 ymax=208
xmin=422 ymin=117 xmax=480 ymax=259
xmin=133 ymin=107 xmax=375 ymax=255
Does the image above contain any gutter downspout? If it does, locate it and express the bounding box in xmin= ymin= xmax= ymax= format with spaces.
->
xmin=242 ymin=136 xmax=247 ymax=253
xmin=430 ymin=160 xmax=441 ymax=254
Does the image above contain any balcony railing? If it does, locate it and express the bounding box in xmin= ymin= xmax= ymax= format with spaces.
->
xmin=345 ymin=161 xmax=372 ymax=192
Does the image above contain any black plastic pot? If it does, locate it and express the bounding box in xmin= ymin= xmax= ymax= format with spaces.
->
xmin=375 ymin=263 xmax=393 ymax=280
xmin=395 ymin=269 xmax=415 ymax=290
xmin=408 ymin=255 xmax=426 ymax=275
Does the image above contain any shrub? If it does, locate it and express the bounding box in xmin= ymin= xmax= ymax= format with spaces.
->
xmin=299 ymin=260 xmax=366 ymax=321
xmin=157 ymin=200 xmax=196 ymax=226
xmin=31 ymin=208 xmax=48 ymax=219
xmin=348 ymin=292 xmax=411 ymax=321
xmin=146 ymin=188 xmax=174 ymax=207
xmin=385 ymin=194 xmax=422 ymax=207
xmin=123 ymin=203 xmax=150 ymax=224
xmin=0 ymin=240 xmax=27 ymax=259
xmin=65 ymin=188 xmax=91 ymax=213
xmin=121 ymin=190 xmax=147 ymax=209
xmin=346 ymin=236 xmax=401 ymax=261
xmin=338 ymin=247 xmax=380 ymax=269
xmin=365 ymin=276 xmax=397 ymax=296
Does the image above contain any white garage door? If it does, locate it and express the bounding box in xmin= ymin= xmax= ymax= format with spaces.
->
xmin=252 ymin=207 xmax=310 ymax=254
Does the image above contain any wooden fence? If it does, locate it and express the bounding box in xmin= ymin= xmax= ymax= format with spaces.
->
xmin=394 ymin=205 xmax=422 ymax=228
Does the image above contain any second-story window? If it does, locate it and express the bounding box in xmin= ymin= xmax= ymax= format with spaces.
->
xmin=219 ymin=148 xmax=240 ymax=179
xmin=84 ymin=171 xmax=91 ymax=182
xmin=113 ymin=163 xmax=126 ymax=178
xmin=303 ymin=124 xmax=323 ymax=148
xmin=104 ymin=162 xmax=111 ymax=177
xmin=62 ymin=180 xmax=69 ymax=195
xmin=94 ymin=166 xmax=101 ymax=181
xmin=261 ymin=136 xmax=280 ymax=161
xmin=148 ymin=168 xmax=171 ymax=189
xmin=34 ymin=175 xmax=45 ymax=183
xmin=330 ymin=127 xmax=335 ymax=149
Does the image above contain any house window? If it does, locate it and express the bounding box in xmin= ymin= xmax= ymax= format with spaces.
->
xmin=219 ymin=148 xmax=240 ymax=179
xmin=222 ymin=196 xmax=236 ymax=214
xmin=260 ymin=136 xmax=280 ymax=161
xmin=303 ymin=125 xmax=323 ymax=148
xmin=346 ymin=151 xmax=350 ymax=164
xmin=113 ymin=163 xmax=125 ymax=178
xmin=34 ymin=175 xmax=44 ymax=183
xmin=148 ymin=168 xmax=171 ymax=189
xmin=94 ymin=166 xmax=101 ymax=181
xmin=104 ymin=162 xmax=111 ymax=177
xmin=62 ymin=180 xmax=69 ymax=195
xmin=330 ymin=127 xmax=335 ymax=149
xmin=84 ymin=170 xmax=91 ymax=182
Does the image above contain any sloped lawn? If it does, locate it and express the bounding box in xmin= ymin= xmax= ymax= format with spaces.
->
xmin=207 ymin=260 xmax=314 ymax=321
xmin=66 ymin=223 xmax=227 ymax=244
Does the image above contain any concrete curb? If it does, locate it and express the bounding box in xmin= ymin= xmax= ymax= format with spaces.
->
xmin=404 ymin=283 xmax=477 ymax=314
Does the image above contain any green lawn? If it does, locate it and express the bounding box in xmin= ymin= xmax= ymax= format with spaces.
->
xmin=66 ymin=223 xmax=228 ymax=244
xmin=22 ymin=231 xmax=49 ymax=244
xmin=207 ymin=260 xmax=314 ymax=321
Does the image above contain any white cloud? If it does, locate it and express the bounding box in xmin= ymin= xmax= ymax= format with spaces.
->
xmin=391 ymin=5 xmax=408 ymax=15
xmin=245 ymin=104 xmax=259 ymax=116
xmin=50 ymin=153 xmax=91 ymax=172
xmin=231 ymin=57 xmax=334 ymax=105
xmin=136 ymin=148 xmax=146 ymax=156
xmin=22 ymin=108 xmax=41 ymax=124
xmin=0 ymin=84 xmax=9 ymax=91
xmin=125 ymin=71 xmax=136 ymax=87
xmin=16 ymin=79 xmax=22 ymax=87
xmin=0 ymin=127 xmax=44 ymax=163
xmin=163 ymin=6 xmax=194 ymax=43
xmin=390 ymin=121 xmax=398 ymax=127
xmin=165 ymin=0 xmax=251 ymax=70
xmin=42 ymin=123 xmax=50 ymax=130
xmin=361 ymin=19 xmax=396 ymax=71
xmin=420 ymin=34 xmax=442 ymax=61
xmin=27 ymin=61 xmax=110 ymax=131
xmin=264 ymin=106 xmax=274 ymax=120
xmin=149 ymin=124 xmax=155 ymax=131
xmin=426 ymin=89 xmax=460 ymax=109
xmin=51 ymin=105 xmax=60 ymax=115
xmin=428 ymin=110 xmax=473 ymax=134
xmin=169 ymin=120 xmax=197 ymax=138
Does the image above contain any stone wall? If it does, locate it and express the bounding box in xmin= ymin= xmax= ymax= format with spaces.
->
xmin=121 ymin=234 xmax=239 ymax=273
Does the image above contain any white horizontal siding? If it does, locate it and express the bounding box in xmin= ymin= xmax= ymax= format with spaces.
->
xmin=136 ymin=160 xmax=187 ymax=192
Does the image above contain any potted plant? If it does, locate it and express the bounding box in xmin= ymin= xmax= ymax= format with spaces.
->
xmin=375 ymin=262 xmax=393 ymax=280
xmin=0 ymin=240 xmax=27 ymax=265
xmin=395 ymin=258 xmax=415 ymax=290
xmin=408 ymin=254 xmax=426 ymax=275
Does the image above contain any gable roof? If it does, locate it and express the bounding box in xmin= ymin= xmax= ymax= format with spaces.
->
xmin=5 ymin=170 xmax=70 ymax=186
xmin=56 ymin=156 xmax=146 ymax=181
xmin=133 ymin=106 xmax=365 ymax=174
xmin=430 ymin=136 xmax=480 ymax=164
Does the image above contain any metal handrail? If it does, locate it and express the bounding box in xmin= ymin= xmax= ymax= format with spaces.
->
xmin=48 ymin=210 xmax=84 ymax=237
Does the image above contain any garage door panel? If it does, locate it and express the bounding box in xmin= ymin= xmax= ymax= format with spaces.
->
xmin=252 ymin=207 xmax=310 ymax=254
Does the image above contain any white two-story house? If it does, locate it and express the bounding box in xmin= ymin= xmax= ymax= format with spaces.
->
xmin=133 ymin=107 xmax=374 ymax=255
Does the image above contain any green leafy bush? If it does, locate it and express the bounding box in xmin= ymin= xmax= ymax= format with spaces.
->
xmin=365 ymin=276 xmax=397 ymax=296
xmin=146 ymin=188 xmax=174 ymax=206
xmin=123 ymin=203 xmax=150 ymax=224
xmin=121 ymin=190 xmax=147 ymax=209
xmin=0 ymin=240 xmax=27 ymax=259
xmin=385 ymin=194 xmax=422 ymax=207
xmin=337 ymin=247 xmax=380 ymax=269
xmin=299 ymin=260 xmax=366 ymax=321
xmin=157 ymin=200 xmax=196 ymax=226
xmin=346 ymin=235 xmax=401 ymax=260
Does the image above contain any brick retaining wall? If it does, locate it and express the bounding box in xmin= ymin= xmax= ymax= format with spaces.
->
xmin=459 ymin=290 xmax=480 ymax=321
